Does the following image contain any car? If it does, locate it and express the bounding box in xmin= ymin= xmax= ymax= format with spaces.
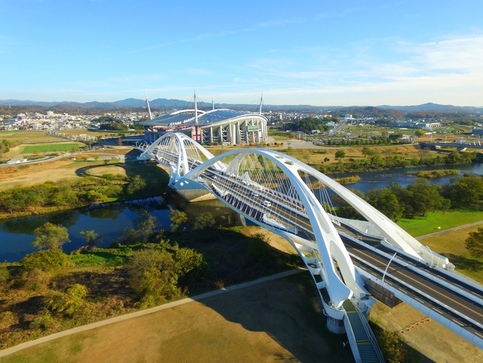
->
xmin=262 ymin=200 xmax=271 ymax=207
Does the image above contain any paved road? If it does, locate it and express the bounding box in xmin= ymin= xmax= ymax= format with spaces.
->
xmin=0 ymin=269 xmax=302 ymax=358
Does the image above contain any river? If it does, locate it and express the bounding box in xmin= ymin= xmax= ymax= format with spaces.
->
xmin=333 ymin=163 xmax=483 ymax=194
xmin=1 ymin=164 xmax=482 ymax=262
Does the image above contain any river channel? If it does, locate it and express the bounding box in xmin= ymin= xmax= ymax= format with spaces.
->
xmin=1 ymin=164 xmax=482 ymax=262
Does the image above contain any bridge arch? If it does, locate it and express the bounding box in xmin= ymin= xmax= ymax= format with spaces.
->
xmin=175 ymin=148 xmax=371 ymax=316
xmin=137 ymin=132 xmax=221 ymax=186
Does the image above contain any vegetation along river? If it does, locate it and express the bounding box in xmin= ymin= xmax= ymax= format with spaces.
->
xmin=1 ymin=164 xmax=482 ymax=262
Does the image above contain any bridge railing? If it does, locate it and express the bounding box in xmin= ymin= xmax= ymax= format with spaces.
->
xmin=343 ymin=233 xmax=483 ymax=349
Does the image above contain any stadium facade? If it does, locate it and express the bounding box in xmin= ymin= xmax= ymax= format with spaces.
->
xmin=140 ymin=97 xmax=268 ymax=145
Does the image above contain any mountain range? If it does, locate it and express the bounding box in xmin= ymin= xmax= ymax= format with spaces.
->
xmin=1 ymin=98 xmax=482 ymax=115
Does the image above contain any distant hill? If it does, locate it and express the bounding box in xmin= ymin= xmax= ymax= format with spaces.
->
xmin=378 ymin=102 xmax=483 ymax=114
xmin=1 ymin=98 xmax=482 ymax=116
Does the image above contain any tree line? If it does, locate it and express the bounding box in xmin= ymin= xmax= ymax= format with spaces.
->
xmin=336 ymin=174 xmax=483 ymax=222
xmin=318 ymin=147 xmax=477 ymax=173
xmin=285 ymin=116 xmax=338 ymax=134
xmin=0 ymin=174 xmax=152 ymax=217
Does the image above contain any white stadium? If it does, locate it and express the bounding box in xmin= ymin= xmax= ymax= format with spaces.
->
xmin=140 ymin=96 xmax=268 ymax=146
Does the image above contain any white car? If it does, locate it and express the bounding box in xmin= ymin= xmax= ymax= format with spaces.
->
xmin=262 ymin=200 xmax=271 ymax=207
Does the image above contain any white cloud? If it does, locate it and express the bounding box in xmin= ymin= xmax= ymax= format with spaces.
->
xmin=247 ymin=33 xmax=483 ymax=106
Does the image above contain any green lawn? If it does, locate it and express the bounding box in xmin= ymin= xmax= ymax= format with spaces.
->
xmin=21 ymin=143 xmax=82 ymax=154
xmin=397 ymin=210 xmax=483 ymax=237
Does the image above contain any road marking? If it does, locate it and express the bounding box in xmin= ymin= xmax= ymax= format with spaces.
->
xmin=415 ymin=297 xmax=426 ymax=305
xmin=354 ymin=248 xmax=483 ymax=320
xmin=433 ymin=307 xmax=444 ymax=315
xmin=452 ymin=319 xmax=465 ymax=327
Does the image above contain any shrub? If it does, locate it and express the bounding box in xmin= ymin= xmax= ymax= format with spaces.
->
xmin=0 ymin=264 xmax=10 ymax=292
xmin=0 ymin=311 xmax=17 ymax=330
xmin=45 ymin=284 xmax=89 ymax=317
xmin=22 ymin=268 xmax=52 ymax=292
xmin=193 ymin=212 xmax=216 ymax=230
xmin=128 ymin=249 xmax=181 ymax=307
xmin=30 ymin=311 xmax=59 ymax=331
xmin=21 ymin=249 xmax=68 ymax=272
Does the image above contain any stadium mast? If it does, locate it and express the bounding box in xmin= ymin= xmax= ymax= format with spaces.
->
xmin=145 ymin=92 xmax=153 ymax=120
xmin=194 ymin=89 xmax=198 ymax=125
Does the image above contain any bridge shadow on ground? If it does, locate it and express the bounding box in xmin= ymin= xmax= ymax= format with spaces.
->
xmin=197 ymin=273 xmax=355 ymax=362
xmin=173 ymin=226 xmax=435 ymax=362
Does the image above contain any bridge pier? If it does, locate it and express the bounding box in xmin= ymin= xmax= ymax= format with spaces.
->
xmin=326 ymin=315 xmax=346 ymax=334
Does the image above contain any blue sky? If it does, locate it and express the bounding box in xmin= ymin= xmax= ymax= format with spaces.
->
xmin=2 ymin=0 xmax=483 ymax=106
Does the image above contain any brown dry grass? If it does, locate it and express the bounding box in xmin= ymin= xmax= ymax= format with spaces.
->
xmin=0 ymin=150 xmax=132 ymax=192
xmin=206 ymin=143 xmax=428 ymax=166
xmin=0 ymin=275 xmax=354 ymax=363
xmin=419 ymin=225 xmax=483 ymax=284
xmin=0 ymin=159 xmax=79 ymax=191
xmin=371 ymin=303 xmax=483 ymax=363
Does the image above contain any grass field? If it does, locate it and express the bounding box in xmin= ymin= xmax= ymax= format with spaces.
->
xmin=21 ymin=143 xmax=82 ymax=154
xmin=397 ymin=210 xmax=483 ymax=236
xmin=0 ymin=130 xmax=62 ymax=144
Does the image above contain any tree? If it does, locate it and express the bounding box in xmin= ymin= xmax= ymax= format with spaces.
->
xmin=406 ymin=179 xmax=450 ymax=217
xmin=127 ymin=249 xmax=180 ymax=307
xmin=33 ymin=222 xmax=70 ymax=250
xmin=443 ymin=174 xmax=483 ymax=208
xmin=174 ymin=248 xmax=205 ymax=276
xmin=21 ymin=248 xmax=68 ymax=272
xmin=0 ymin=264 xmax=10 ymax=292
xmin=80 ymin=230 xmax=102 ymax=250
xmin=465 ymin=227 xmax=483 ymax=258
xmin=414 ymin=129 xmax=425 ymax=137
xmin=126 ymin=175 xmax=146 ymax=195
xmin=390 ymin=180 xmax=449 ymax=219
xmin=335 ymin=150 xmax=346 ymax=159
xmin=365 ymin=188 xmax=403 ymax=221
xmin=362 ymin=145 xmax=374 ymax=158
xmin=193 ymin=212 xmax=215 ymax=231
xmin=135 ymin=210 xmax=159 ymax=243
xmin=169 ymin=210 xmax=188 ymax=232
xmin=334 ymin=188 xmax=365 ymax=220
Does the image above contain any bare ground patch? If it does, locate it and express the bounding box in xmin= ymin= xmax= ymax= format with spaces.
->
xmin=370 ymin=302 xmax=483 ymax=363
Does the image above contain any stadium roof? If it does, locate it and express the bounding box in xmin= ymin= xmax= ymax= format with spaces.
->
xmin=140 ymin=109 xmax=261 ymax=128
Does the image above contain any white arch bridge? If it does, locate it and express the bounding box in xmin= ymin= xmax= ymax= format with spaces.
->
xmin=138 ymin=133 xmax=483 ymax=362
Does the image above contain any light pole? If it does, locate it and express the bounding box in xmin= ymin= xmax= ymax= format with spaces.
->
xmin=426 ymin=245 xmax=434 ymax=267
xmin=382 ymin=252 xmax=397 ymax=283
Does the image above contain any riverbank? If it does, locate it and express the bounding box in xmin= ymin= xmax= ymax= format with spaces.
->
xmin=0 ymin=157 xmax=170 ymax=221
xmin=1 ymin=240 xmax=482 ymax=363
